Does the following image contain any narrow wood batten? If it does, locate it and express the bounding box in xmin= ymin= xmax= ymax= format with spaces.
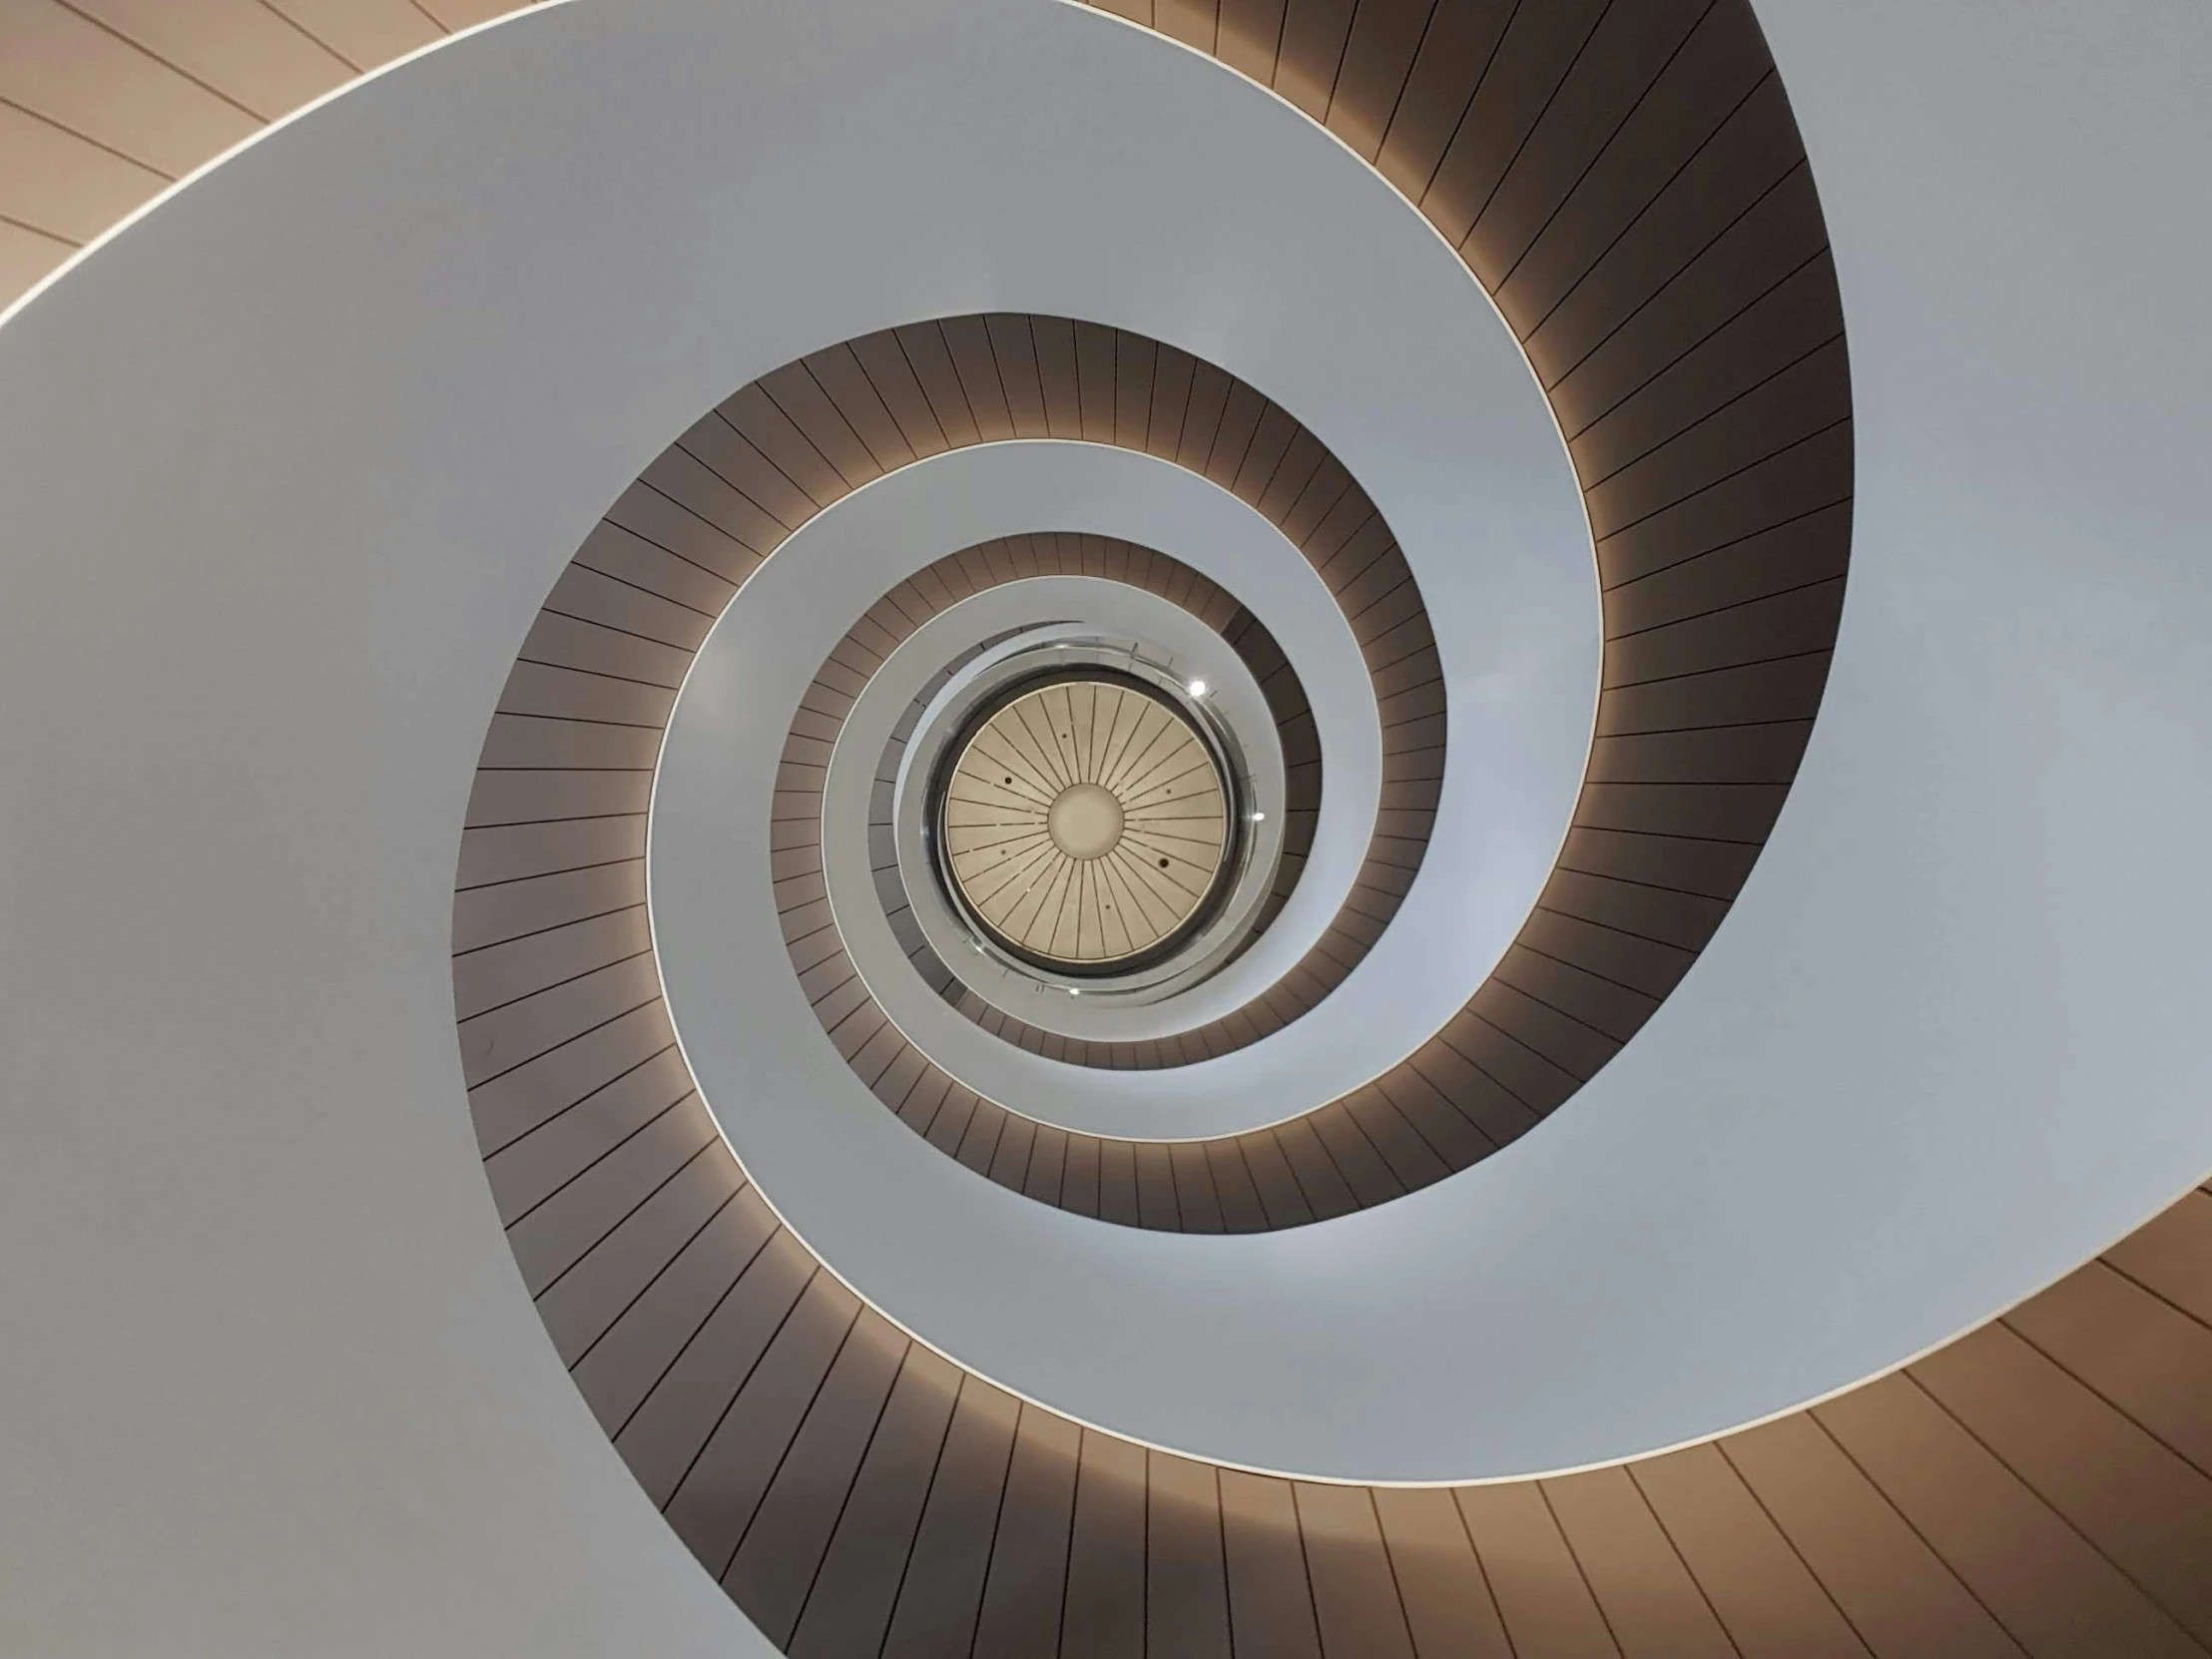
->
xmin=0 ymin=0 xmax=550 ymax=306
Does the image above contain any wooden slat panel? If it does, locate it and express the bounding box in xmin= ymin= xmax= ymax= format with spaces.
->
xmin=1167 ymin=1142 xmax=1227 ymax=1232
xmin=972 ymin=1407 xmax=1082 ymax=1659
xmin=1148 ymin=1453 xmax=1232 ymax=1659
xmin=66 ymin=0 xmax=350 ymax=121
xmin=1814 ymin=1375 xmax=2201 ymax=1655
xmin=540 ymin=562 xmax=715 ymax=649
xmin=674 ymin=411 xmax=818 ymax=535
xmin=1374 ymin=0 xmax=1517 ymax=201
xmin=1495 ymin=2 xmax=1776 ymax=332
xmin=1460 ymin=0 xmax=1710 ymax=286
xmin=613 ymin=1239 xmax=818 ymax=1507
xmin=1491 ymin=944 xmax=1656 ymax=1043
xmin=451 ymin=858 xmax=646 ymax=952
xmin=1372 ymin=1483 xmax=1514 ymax=1658
xmin=463 ymin=768 xmax=653 ymax=830
xmin=1596 ymin=654 xmax=1834 ymax=742
xmin=1122 ymin=1138 xmax=1173 ymax=1227
xmin=659 ymin=1273 xmax=862 ymax=1574
xmin=1718 ymin=1414 xmax=2039 ymax=1657
xmin=451 ymin=907 xmax=652 ymax=1020
xmin=1372 ymin=1069 xmax=1498 ymax=1170
xmin=1215 ymin=0 xmax=1287 ymax=83
xmin=791 ymin=1343 xmax=965 ymax=1656
xmin=262 ymin=0 xmax=442 ymax=70
xmin=1625 ymin=1446 xmax=1870 ymax=1658
xmin=1404 ymin=1036 xmax=1539 ymax=1147
xmin=518 ymin=609 xmax=694 ymax=686
xmin=1526 ymin=87 xmax=1812 ymax=387
xmin=725 ymin=1311 xmax=910 ymax=1643
xmin=623 ymin=453 xmax=782 ymax=568
xmin=1064 ymin=1431 xmax=1149 ymax=1659
xmin=986 ymin=1114 xmax=1037 ymax=1193
xmin=1153 ymin=0 xmax=1218 ymax=50
xmin=1238 ymin=1131 xmax=1316 ymax=1228
xmin=0 ymin=0 xmax=257 ymax=176
xmin=1603 ymin=500 xmax=1851 ymax=637
xmin=534 ymin=1136 xmax=743 ymax=1364
xmin=481 ymin=1043 xmax=693 ymax=1223
xmin=465 ymin=998 xmax=672 ymax=1154
xmin=1583 ymin=348 xmax=1852 ymax=540
xmin=1910 ymin=1324 xmax=2212 ymax=1644
xmin=1469 ymin=978 xmax=1621 ymax=1079
xmin=804 ymin=341 xmax=919 ymax=473
xmin=567 ymin=1186 xmax=781 ymax=1435
xmin=2005 ymin=1261 xmax=2212 ymax=1476
xmin=1271 ymin=1116 xmax=1359 ymax=1220
xmin=1323 ymin=0 xmax=1434 ymax=162
xmin=1543 ymin=1465 xmax=1736 ymax=1657
xmin=496 ymin=659 xmax=675 ymax=727
xmin=1553 ymin=826 xmax=1759 ymax=899
xmin=716 ymin=381 xmax=849 ymax=509
xmin=456 ymin=952 xmax=661 ymax=1087
xmin=1571 ymin=257 xmax=1847 ymax=479
xmin=1454 ymin=1482 xmax=1620 ymax=1658
xmin=881 ymin=1379 xmax=1021 ymax=1659
xmin=417 ymin=0 xmax=538 ymax=25
xmin=0 ymin=217 xmax=73 ymax=297
xmin=503 ymin=1094 xmax=715 ymax=1294
xmin=1444 ymin=1004 xmax=1585 ymax=1105
xmin=0 ymin=97 xmax=163 ymax=241
xmin=848 ymin=328 xmax=953 ymax=458
xmin=761 ymin=358 xmax=885 ymax=492
xmin=1419 ymin=0 xmax=1609 ymax=247
xmin=1030 ymin=313 xmax=1083 ymax=437
xmin=1273 ymin=0 xmax=1356 ymax=119
xmin=1222 ymin=1471 xmax=1324 ymax=1659
xmin=1339 ymin=1087 xmax=1450 ymax=1190
xmin=1296 ymin=1482 xmax=1415 ymax=1659
xmin=2102 ymin=1191 xmax=2212 ymax=1327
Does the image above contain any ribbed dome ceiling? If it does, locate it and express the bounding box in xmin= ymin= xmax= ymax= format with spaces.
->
xmin=942 ymin=676 xmax=1232 ymax=968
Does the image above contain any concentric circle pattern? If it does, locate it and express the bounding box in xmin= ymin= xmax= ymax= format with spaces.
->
xmin=942 ymin=676 xmax=1233 ymax=970
xmin=734 ymin=345 xmax=1441 ymax=1080
xmin=456 ymin=0 xmax=1857 ymax=1251
xmin=775 ymin=530 xmax=1352 ymax=1130
xmin=442 ymin=14 xmax=1880 ymax=1613
xmin=78 ymin=0 xmax=2183 ymax=1647
xmin=10 ymin=0 xmax=2212 ymax=1655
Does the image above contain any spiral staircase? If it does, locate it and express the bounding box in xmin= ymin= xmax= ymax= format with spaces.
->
xmin=3 ymin=2 xmax=2210 ymax=1654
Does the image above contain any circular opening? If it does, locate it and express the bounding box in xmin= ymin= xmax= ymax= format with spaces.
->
xmin=1045 ymin=782 xmax=1126 ymax=859
xmin=936 ymin=672 xmax=1234 ymax=972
